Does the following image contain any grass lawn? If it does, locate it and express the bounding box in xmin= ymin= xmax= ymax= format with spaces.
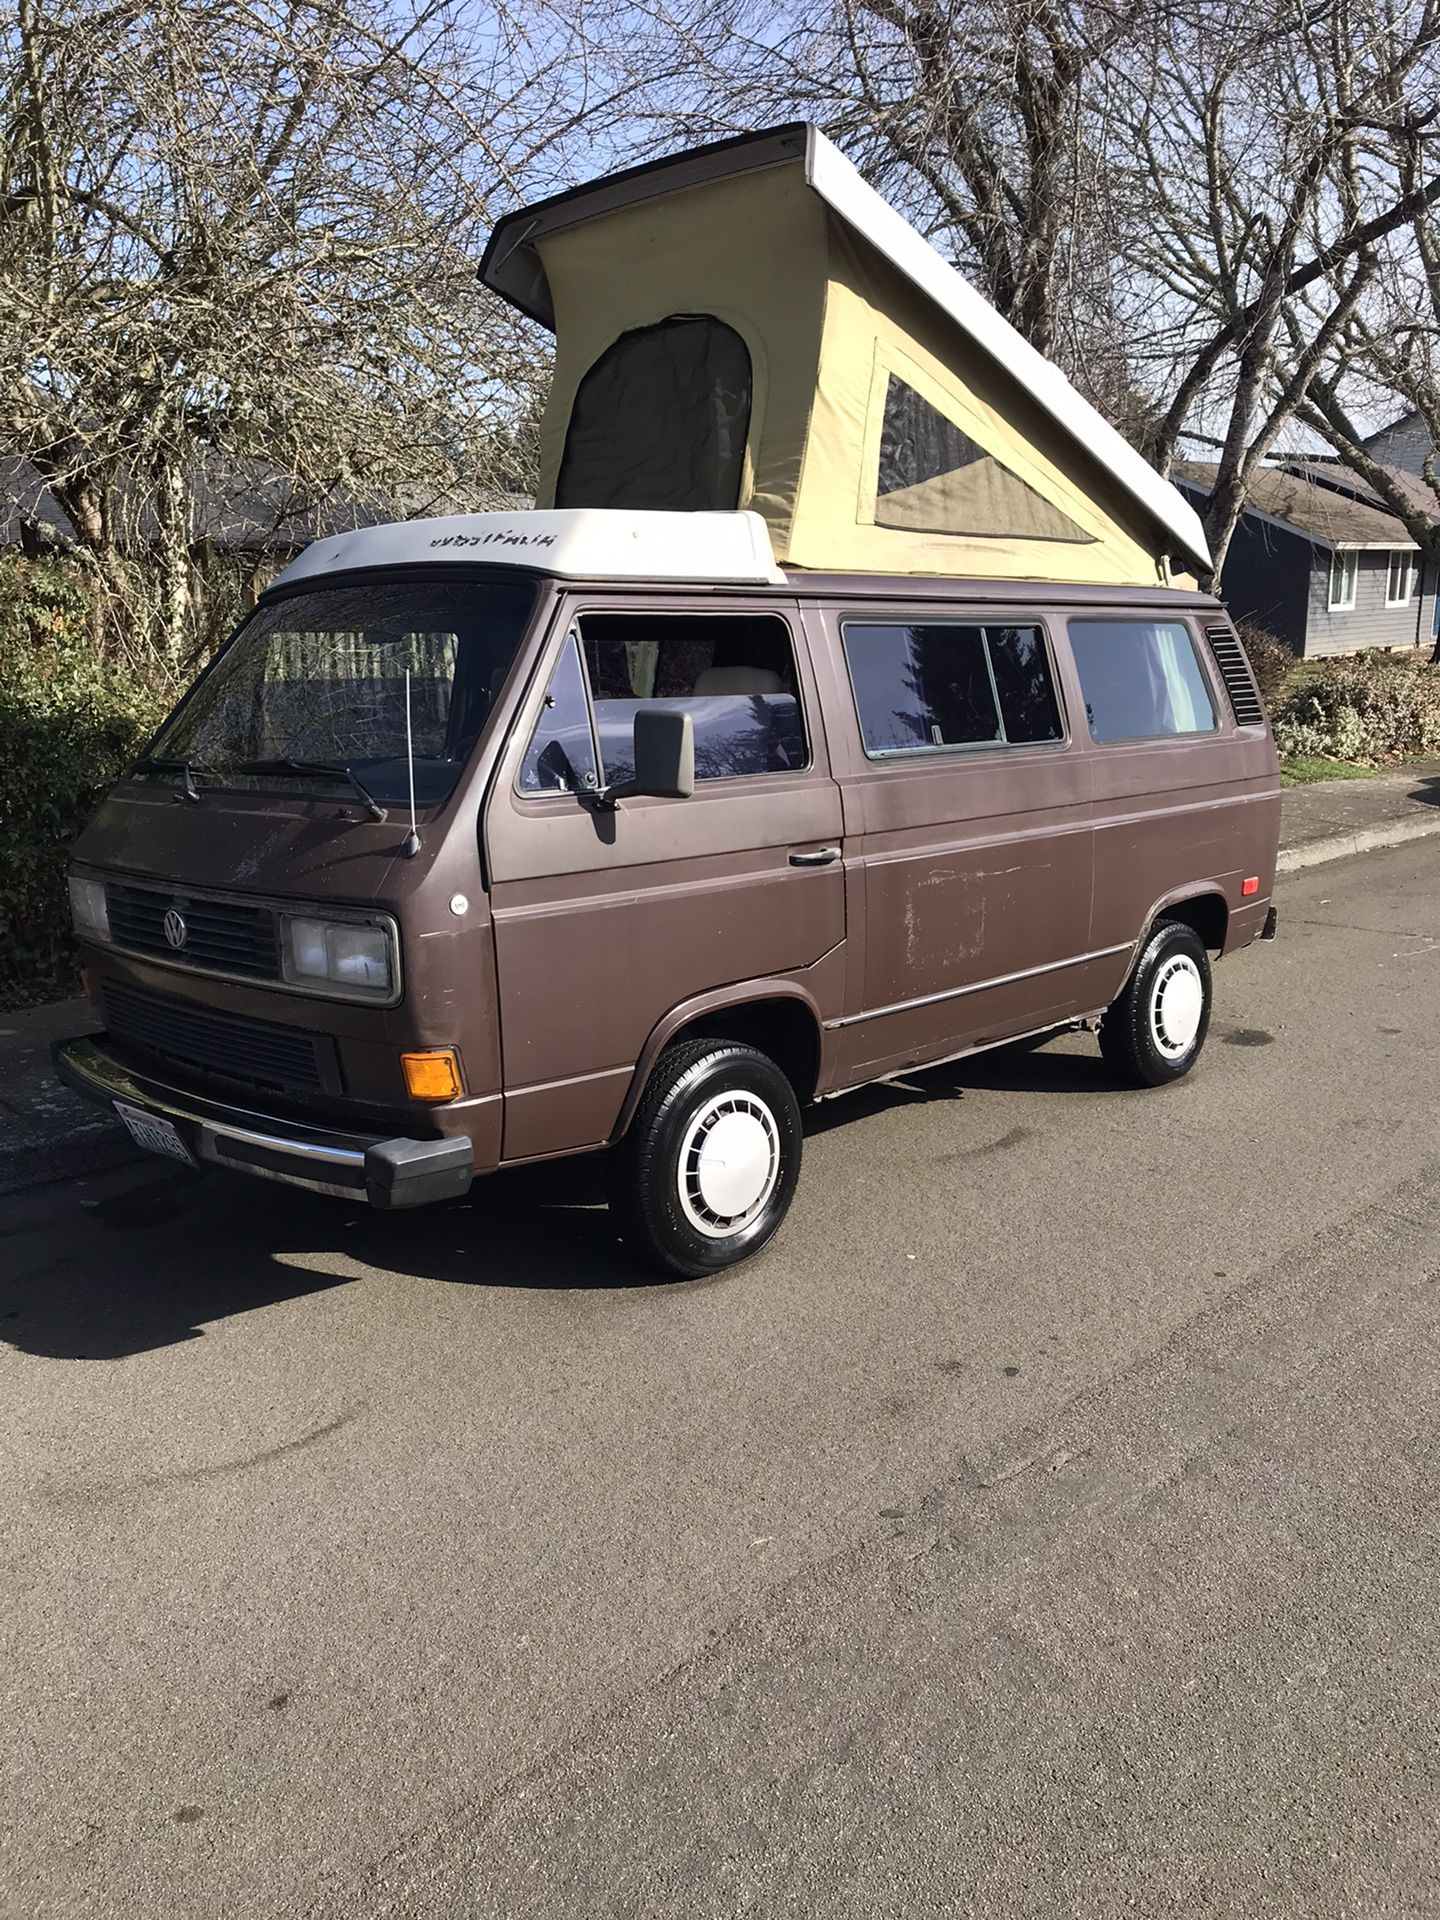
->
xmin=1279 ymin=756 xmax=1381 ymax=787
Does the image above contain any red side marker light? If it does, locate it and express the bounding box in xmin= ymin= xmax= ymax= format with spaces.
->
xmin=1241 ymin=876 xmax=1260 ymax=897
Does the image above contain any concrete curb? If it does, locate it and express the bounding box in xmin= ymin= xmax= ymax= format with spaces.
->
xmin=1276 ymin=809 xmax=1440 ymax=875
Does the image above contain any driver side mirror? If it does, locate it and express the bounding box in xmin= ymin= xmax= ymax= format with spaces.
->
xmin=627 ymin=707 xmax=695 ymax=800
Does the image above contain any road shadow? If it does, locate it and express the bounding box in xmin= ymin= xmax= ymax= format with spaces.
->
xmin=1 ymin=1150 xmax=673 ymax=1363
xmin=1404 ymin=772 xmax=1440 ymax=809
xmin=4 ymin=1033 xmax=1118 ymax=1363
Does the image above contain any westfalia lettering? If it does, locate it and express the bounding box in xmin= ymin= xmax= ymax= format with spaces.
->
xmin=428 ymin=530 xmax=557 ymax=548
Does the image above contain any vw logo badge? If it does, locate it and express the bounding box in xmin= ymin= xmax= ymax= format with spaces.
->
xmin=163 ymin=908 xmax=188 ymax=950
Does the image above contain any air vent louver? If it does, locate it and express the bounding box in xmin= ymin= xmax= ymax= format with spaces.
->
xmin=1205 ymin=626 xmax=1266 ymax=728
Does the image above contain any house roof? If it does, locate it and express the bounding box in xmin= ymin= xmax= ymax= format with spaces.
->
xmin=1176 ymin=461 xmax=1417 ymax=550
xmin=481 ymin=123 xmax=1211 ymax=576
xmin=1275 ymin=457 xmax=1440 ymax=525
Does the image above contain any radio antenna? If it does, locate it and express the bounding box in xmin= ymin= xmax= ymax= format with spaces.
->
xmin=401 ymin=666 xmax=421 ymax=858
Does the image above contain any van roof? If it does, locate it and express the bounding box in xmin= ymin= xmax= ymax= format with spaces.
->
xmin=270 ymin=507 xmax=1220 ymax=611
xmin=270 ymin=509 xmax=788 ymax=591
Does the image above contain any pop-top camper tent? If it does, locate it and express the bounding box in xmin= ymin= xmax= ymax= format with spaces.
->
xmin=480 ymin=124 xmax=1210 ymax=586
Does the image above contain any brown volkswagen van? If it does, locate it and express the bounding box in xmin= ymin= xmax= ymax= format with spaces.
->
xmin=55 ymin=508 xmax=1279 ymax=1275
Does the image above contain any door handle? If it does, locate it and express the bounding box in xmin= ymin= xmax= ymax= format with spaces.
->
xmin=789 ymin=846 xmax=841 ymax=867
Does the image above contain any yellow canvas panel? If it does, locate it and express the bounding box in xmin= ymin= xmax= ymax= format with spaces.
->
xmin=531 ymin=164 xmax=827 ymax=544
xmin=482 ymin=130 xmax=1206 ymax=584
xmin=786 ymin=221 xmax=1165 ymax=582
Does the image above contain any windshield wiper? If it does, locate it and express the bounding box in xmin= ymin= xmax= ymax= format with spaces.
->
xmin=228 ymin=757 xmax=387 ymax=821
xmin=129 ymin=754 xmax=214 ymax=803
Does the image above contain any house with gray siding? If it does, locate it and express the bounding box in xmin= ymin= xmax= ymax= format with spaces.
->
xmin=1362 ymin=408 xmax=1435 ymax=476
xmin=1177 ymin=462 xmax=1434 ymax=659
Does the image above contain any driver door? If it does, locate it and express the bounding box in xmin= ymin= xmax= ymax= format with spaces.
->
xmin=485 ymin=601 xmax=846 ymax=1162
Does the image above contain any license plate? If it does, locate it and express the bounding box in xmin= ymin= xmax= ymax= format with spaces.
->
xmin=114 ymin=1101 xmax=196 ymax=1167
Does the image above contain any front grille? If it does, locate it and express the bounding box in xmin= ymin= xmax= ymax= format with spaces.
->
xmin=103 ymin=979 xmax=334 ymax=1095
xmin=106 ymin=881 xmax=280 ymax=980
xmin=1205 ymin=626 xmax=1266 ymax=728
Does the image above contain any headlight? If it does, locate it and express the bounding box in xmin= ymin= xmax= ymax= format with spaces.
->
xmin=69 ymin=875 xmax=111 ymax=944
xmin=280 ymin=915 xmax=394 ymax=1001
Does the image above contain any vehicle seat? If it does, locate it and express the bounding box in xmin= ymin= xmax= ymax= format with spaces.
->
xmin=692 ymin=665 xmax=785 ymax=696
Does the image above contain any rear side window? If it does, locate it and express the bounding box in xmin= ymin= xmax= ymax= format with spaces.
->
xmin=840 ymin=621 xmax=1063 ymax=757
xmin=1069 ymin=619 xmax=1217 ymax=741
xmin=579 ymin=612 xmax=807 ymax=784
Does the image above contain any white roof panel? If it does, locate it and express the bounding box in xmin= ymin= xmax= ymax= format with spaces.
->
xmin=270 ymin=508 xmax=787 ymax=589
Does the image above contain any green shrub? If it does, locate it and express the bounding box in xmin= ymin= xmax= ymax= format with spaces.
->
xmin=1271 ymin=649 xmax=1440 ymax=765
xmin=1233 ymin=621 xmax=1297 ymax=711
xmin=0 ymin=558 xmax=166 ymax=1005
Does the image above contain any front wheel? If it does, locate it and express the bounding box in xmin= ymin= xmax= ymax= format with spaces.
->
xmin=1099 ymin=920 xmax=1212 ymax=1087
xmin=607 ymin=1039 xmax=802 ymax=1278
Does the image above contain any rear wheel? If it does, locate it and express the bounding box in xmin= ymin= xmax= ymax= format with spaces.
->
xmin=607 ymin=1039 xmax=802 ymax=1277
xmin=1099 ymin=919 xmax=1212 ymax=1087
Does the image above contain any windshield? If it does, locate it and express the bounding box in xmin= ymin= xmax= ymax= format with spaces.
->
xmin=140 ymin=577 xmax=538 ymax=806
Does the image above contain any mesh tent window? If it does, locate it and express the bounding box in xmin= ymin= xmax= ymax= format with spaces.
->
xmin=875 ymin=376 xmax=1094 ymax=544
xmin=555 ymin=315 xmax=753 ymax=512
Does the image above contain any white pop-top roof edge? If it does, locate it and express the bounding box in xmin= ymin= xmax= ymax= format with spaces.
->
xmin=480 ymin=124 xmax=1211 ymax=575
xmin=807 ymin=137 xmax=1211 ymax=575
xmin=269 ymin=508 xmax=789 ymax=590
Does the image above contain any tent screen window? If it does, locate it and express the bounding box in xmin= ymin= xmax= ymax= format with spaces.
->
xmin=841 ymin=621 xmax=1063 ymax=756
xmin=874 ymin=377 xmax=1094 ymax=544
xmin=556 ymin=315 xmax=752 ymax=512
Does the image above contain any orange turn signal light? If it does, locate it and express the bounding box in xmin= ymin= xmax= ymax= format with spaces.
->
xmin=401 ymin=1048 xmax=464 ymax=1102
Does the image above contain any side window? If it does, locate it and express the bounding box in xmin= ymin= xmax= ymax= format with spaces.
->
xmin=1069 ymin=619 xmax=1218 ymax=742
xmin=518 ymin=633 xmax=600 ymax=793
xmin=579 ymin=612 xmax=808 ymax=784
xmin=840 ymin=621 xmax=1062 ymax=757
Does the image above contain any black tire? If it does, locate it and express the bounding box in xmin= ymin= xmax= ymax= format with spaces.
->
xmin=1098 ymin=919 xmax=1213 ymax=1088
xmin=607 ymin=1039 xmax=803 ymax=1278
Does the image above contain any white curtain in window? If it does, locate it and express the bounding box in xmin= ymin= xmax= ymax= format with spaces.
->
xmin=624 ymin=640 xmax=660 ymax=697
xmin=1153 ymin=624 xmax=1206 ymax=732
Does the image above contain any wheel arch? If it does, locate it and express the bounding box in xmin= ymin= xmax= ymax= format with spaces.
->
xmin=611 ymin=983 xmax=825 ymax=1141
xmin=1121 ymin=884 xmax=1229 ymax=976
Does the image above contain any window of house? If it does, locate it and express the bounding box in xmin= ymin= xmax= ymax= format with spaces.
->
xmin=518 ymin=633 xmax=600 ymax=794
xmin=555 ymin=315 xmax=752 ymax=513
xmin=874 ymin=376 xmax=1094 ymax=544
xmin=1328 ymin=550 xmax=1358 ymax=611
xmin=1385 ymin=549 xmax=1417 ymax=607
xmin=552 ymin=612 xmax=808 ymax=786
xmin=1069 ymin=620 xmax=1217 ymax=741
xmin=840 ymin=621 xmax=1064 ymax=757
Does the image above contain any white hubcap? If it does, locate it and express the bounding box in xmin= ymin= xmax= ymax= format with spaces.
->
xmin=678 ymin=1092 xmax=780 ymax=1238
xmin=1150 ymin=954 xmax=1204 ymax=1058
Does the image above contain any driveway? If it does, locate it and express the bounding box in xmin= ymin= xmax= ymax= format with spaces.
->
xmin=3 ymin=843 xmax=1437 ymax=1919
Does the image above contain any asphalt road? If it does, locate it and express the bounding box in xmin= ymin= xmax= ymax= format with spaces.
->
xmin=3 ymin=844 xmax=1438 ymax=1920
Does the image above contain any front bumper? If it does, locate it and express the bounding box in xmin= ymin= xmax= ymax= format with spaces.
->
xmin=53 ymin=1034 xmax=474 ymax=1208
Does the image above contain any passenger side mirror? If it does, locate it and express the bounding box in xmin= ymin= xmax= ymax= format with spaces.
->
xmin=627 ymin=707 xmax=695 ymax=800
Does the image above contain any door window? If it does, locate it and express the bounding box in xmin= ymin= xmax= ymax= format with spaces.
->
xmin=578 ymin=612 xmax=808 ymax=784
xmin=840 ymin=621 xmax=1063 ymax=757
xmin=1068 ymin=619 xmax=1217 ymax=741
xmin=518 ymin=632 xmax=600 ymax=793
